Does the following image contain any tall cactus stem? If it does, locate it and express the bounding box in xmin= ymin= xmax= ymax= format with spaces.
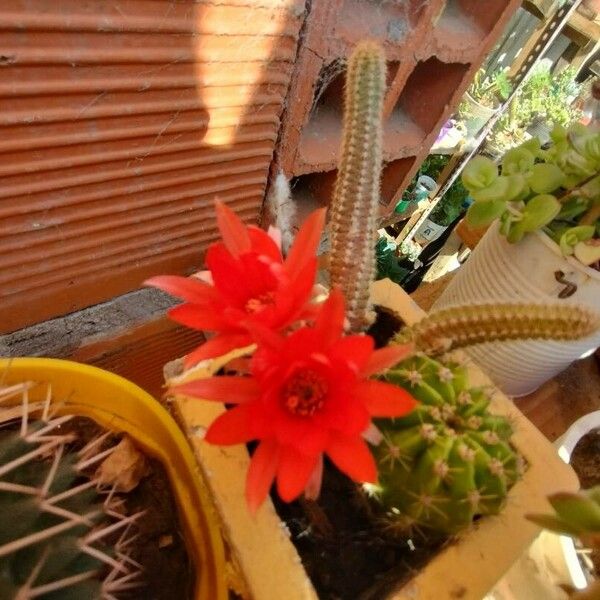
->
xmin=329 ymin=41 xmax=386 ymax=332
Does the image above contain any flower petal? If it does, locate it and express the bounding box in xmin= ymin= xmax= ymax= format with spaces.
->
xmin=273 ymin=258 xmax=317 ymax=323
xmin=144 ymin=275 xmax=217 ymax=304
xmin=327 ymin=435 xmax=377 ymax=483
xmin=172 ymin=376 xmax=260 ymax=403
xmin=361 ymin=343 xmax=414 ymax=377
xmin=284 ymin=208 xmax=326 ymax=276
xmin=168 ymin=304 xmax=229 ymax=331
xmin=184 ymin=334 xmax=252 ymax=367
xmin=204 ymin=403 xmax=257 ymax=445
xmin=248 ymin=226 xmax=283 ymax=262
xmin=303 ymin=455 xmax=324 ymax=501
xmin=331 ymin=335 xmax=373 ymax=373
xmin=246 ymin=439 xmax=280 ymax=514
xmin=276 ymin=446 xmax=320 ymax=503
xmin=354 ymin=380 xmax=416 ymax=417
xmin=314 ymin=289 xmax=346 ymax=347
xmin=215 ymin=199 xmax=251 ymax=257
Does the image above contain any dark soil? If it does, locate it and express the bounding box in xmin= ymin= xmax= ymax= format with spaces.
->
xmin=58 ymin=417 xmax=196 ymax=599
xmin=570 ymin=428 xmax=600 ymax=576
xmin=272 ymin=308 xmax=445 ymax=599
xmin=272 ymin=462 xmax=445 ymax=600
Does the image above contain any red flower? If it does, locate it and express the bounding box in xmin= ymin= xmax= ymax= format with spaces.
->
xmin=145 ymin=201 xmax=325 ymax=367
xmin=172 ymin=290 xmax=416 ymax=512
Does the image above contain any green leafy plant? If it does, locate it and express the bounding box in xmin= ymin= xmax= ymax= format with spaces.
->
xmin=488 ymin=65 xmax=582 ymax=155
xmin=461 ymin=68 xmax=512 ymax=111
xmin=462 ymin=122 xmax=600 ymax=265
xmin=372 ymin=354 xmax=521 ymax=534
xmin=0 ymin=383 xmax=141 ymax=599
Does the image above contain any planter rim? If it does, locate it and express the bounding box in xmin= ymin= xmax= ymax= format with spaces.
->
xmin=0 ymin=357 xmax=228 ymax=600
xmin=554 ymin=411 xmax=600 ymax=592
xmin=464 ymin=91 xmax=498 ymax=113
xmin=532 ymin=228 xmax=600 ymax=281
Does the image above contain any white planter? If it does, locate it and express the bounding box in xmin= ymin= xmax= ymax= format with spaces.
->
xmin=433 ymin=221 xmax=600 ymax=396
xmin=462 ymin=92 xmax=497 ymax=141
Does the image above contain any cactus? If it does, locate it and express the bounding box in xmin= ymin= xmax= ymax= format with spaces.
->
xmin=372 ymin=354 xmax=522 ymax=535
xmin=0 ymin=381 xmax=142 ymax=599
xmin=329 ymin=41 xmax=386 ymax=332
xmin=394 ymin=302 xmax=600 ymax=356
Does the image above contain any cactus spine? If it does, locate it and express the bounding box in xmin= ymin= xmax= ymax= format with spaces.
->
xmin=395 ymin=302 xmax=600 ymax=356
xmin=372 ymin=354 xmax=522 ymax=535
xmin=0 ymin=381 xmax=142 ymax=599
xmin=329 ymin=41 xmax=385 ymax=332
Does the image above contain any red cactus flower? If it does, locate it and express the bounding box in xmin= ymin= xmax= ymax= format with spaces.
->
xmin=172 ymin=290 xmax=416 ymax=512
xmin=145 ymin=201 xmax=325 ymax=367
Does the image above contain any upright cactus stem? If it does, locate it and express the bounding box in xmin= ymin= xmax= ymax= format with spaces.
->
xmin=329 ymin=41 xmax=386 ymax=332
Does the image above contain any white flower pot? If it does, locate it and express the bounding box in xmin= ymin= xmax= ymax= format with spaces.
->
xmin=462 ymin=92 xmax=497 ymax=142
xmin=433 ymin=221 xmax=600 ymax=396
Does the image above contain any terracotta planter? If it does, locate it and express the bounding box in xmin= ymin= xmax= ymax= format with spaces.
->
xmin=165 ymin=279 xmax=577 ymax=599
xmin=0 ymin=358 xmax=228 ymax=600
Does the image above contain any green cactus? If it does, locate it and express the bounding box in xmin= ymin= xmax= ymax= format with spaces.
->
xmin=372 ymin=354 xmax=522 ymax=535
xmin=395 ymin=302 xmax=600 ymax=356
xmin=0 ymin=382 xmax=141 ymax=599
xmin=329 ymin=41 xmax=386 ymax=332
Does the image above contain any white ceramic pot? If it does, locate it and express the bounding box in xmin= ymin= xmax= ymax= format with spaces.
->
xmin=554 ymin=412 xmax=600 ymax=592
xmin=433 ymin=221 xmax=600 ymax=396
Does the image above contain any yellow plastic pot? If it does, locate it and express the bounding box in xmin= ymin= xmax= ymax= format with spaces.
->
xmin=0 ymin=357 xmax=227 ymax=600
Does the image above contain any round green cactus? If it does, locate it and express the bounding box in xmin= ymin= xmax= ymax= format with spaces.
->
xmin=372 ymin=354 xmax=522 ymax=535
xmin=0 ymin=384 xmax=141 ymax=599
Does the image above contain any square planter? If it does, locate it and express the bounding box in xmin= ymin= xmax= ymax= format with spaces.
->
xmin=164 ymin=279 xmax=578 ymax=599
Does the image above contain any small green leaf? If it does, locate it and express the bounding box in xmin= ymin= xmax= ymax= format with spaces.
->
xmin=559 ymin=225 xmax=595 ymax=256
xmin=502 ymin=147 xmax=535 ymax=175
xmin=506 ymin=221 xmax=526 ymax=243
xmin=462 ymin=156 xmax=498 ymax=192
xmin=471 ymin=175 xmax=512 ymax=202
xmin=520 ymin=194 xmax=561 ymax=232
xmin=527 ymin=163 xmax=565 ymax=194
xmin=557 ymin=197 xmax=590 ymax=221
xmin=466 ymin=199 xmax=507 ymax=227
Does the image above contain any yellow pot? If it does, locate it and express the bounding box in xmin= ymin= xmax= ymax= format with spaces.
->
xmin=0 ymin=357 xmax=227 ymax=600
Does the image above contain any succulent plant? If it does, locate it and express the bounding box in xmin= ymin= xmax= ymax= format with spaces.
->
xmin=395 ymin=302 xmax=600 ymax=356
xmin=527 ymin=486 xmax=600 ymax=548
xmin=0 ymin=381 xmax=142 ymax=599
xmin=462 ymin=121 xmax=599 ymax=265
xmin=329 ymin=40 xmax=386 ymax=332
xmin=371 ymin=354 xmax=522 ymax=535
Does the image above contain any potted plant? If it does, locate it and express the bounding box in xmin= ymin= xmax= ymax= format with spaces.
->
xmin=434 ymin=123 xmax=600 ymax=396
xmin=147 ymin=43 xmax=586 ymax=599
xmin=0 ymin=358 xmax=228 ymax=600
xmin=458 ymin=68 xmax=512 ymax=143
xmin=485 ymin=65 xmax=582 ymax=158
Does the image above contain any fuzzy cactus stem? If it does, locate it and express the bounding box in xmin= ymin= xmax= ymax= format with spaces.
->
xmin=329 ymin=41 xmax=386 ymax=332
xmin=395 ymin=302 xmax=600 ymax=356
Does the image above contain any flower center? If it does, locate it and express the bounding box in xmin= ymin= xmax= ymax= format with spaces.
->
xmin=282 ymin=369 xmax=328 ymax=417
xmin=245 ymin=291 xmax=275 ymax=314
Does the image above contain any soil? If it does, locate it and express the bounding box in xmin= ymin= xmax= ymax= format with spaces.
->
xmin=52 ymin=417 xmax=195 ymax=599
xmin=272 ymin=307 xmax=447 ymax=599
xmin=272 ymin=462 xmax=446 ymax=599
xmin=570 ymin=427 xmax=600 ymax=576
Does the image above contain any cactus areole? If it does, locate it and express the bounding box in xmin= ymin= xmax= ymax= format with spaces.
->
xmin=373 ymin=354 xmax=522 ymax=534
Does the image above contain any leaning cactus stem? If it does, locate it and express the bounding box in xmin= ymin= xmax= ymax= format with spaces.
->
xmin=329 ymin=41 xmax=385 ymax=332
xmin=394 ymin=302 xmax=600 ymax=356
